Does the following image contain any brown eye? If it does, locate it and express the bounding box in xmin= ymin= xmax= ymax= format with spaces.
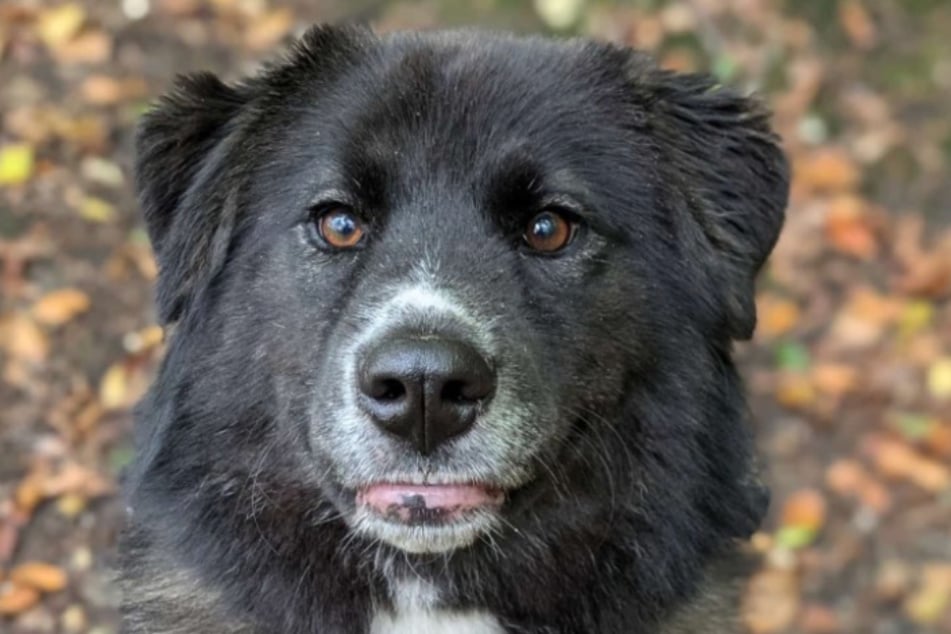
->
xmin=522 ymin=210 xmax=577 ymax=253
xmin=316 ymin=207 xmax=365 ymax=249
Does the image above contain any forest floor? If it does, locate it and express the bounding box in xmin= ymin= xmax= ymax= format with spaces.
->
xmin=1 ymin=1 xmax=950 ymax=632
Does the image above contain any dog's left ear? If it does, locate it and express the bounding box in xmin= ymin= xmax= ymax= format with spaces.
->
xmin=638 ymin=67 xmax=789 ymax=340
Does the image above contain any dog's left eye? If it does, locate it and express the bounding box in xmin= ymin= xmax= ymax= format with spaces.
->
xmin=522 ymin=210 xmax=578 ymax=254
xmin=314 ymin=207 xmax=366 ymax=250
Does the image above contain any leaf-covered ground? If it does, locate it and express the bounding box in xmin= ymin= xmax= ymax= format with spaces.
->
xmin=1 ymin=1 xmax=949 ymax=632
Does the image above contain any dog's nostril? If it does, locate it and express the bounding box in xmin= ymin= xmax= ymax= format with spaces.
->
xmin=372 ymin=378 xmax=406 ymax=401
xmin=357 ymin=336 xmax=496 ymax=454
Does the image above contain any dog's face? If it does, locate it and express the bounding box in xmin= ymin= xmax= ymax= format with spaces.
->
xmin=134 ymin=26 xmax=786 ymax=566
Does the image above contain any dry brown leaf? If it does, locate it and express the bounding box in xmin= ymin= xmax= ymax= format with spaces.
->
xmin=742 ymin=569 xmax=800 ymax=633
xmin=79 ymin=75 xmax=148 ymax=105
xmin=244 ymin=8 xmax=294 ymax=51
xmin=810 ymin=363 xmax=858 ymax=397
xmin=0 ymin=313 xmax=49 ymax=363
xmin=838 ymin=0 xmax=877 ymax=49
xmin=824 ymin=195 xmax=877 ymax=259
xmin=904 ymin=565 xmax=951 ymax=625
xmin=51 ymin=29 xmax=112 ymax=65
xmin=41 ymin=462 xmax=114 ymax=499
xmin=875 ymin=559 xmax=912 ymax=601
xmin=864 ymin=435 xmax=951 ymax=493
xmin=780 ymin=488 xmax=827 ymax=532
xmin=825 ymin=459 xmax=892 ymax=513
xmin=924 ymin=424 xmax=951 ymax=459
xmin=34 ymin=3 xmax=86 ymax=49
xmin=794 ymin=148 xmax=860 ymax=194
xmin=798 ymin=603 xmax=841 ymax=633
xmin=757 ymin=295 xmax=801 ymax=339
xmin=0 ymin=583 xmax=40 ymax=615
xmin=776 ymin=374 xmax=816 ymax=410
xmin=10 ymin=562 xmax=67 ymax=593
xmin=926 ymin=358 xmax=951 ymax=399
xmin=31 ymin=288 xmax=90 ymax=326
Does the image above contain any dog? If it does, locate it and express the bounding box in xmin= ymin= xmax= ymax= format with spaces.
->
xmin=120 ymin=24 xmax=788 ymax=634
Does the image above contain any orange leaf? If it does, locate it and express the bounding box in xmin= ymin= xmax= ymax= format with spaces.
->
xmin=31 ymin=288 xmax=90 ymax=326
xmin=0 ymin=583 xmax=40 ymax=615
xmin=824 ymin=195 xmax=877 ymax=259
xmin=742 ymin=569 xmax=800 ymax=633
xmin=0 ymin=313 xmax=49 ymax=363
xmin=10 ymin=562 xmax=67 ymax=593
xmin=795 ymin=148 xmax=860 ymax=194
xmin=757 ymin=295 xmax=801 ymax=339
xmin=810 ymin=363 xmax=858 ymax=396
xmin=780 ymin=488 xmax=827 ymax=532
xmin=865 ymin=436 xmax=951 ymax=493
xmin=838 ymin=0 xmax=877 ymax=49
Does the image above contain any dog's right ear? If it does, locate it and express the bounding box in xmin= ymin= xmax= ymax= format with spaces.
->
xmin=135 ymin=72 xmax=249 ymax=325
xmin=136 ymin=24 xmax=372 ymax=325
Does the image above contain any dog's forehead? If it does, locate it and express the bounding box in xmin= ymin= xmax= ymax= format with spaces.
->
xmin=308 ymin=35 xmax=629 ymax=167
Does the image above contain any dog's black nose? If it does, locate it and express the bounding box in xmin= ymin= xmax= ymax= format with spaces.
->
xmin=358 ymin=337 xmax=495 ymax=454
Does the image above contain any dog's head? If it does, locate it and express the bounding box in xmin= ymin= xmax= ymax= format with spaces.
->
xmin=134 ymin=26 xmax=786 ymax=568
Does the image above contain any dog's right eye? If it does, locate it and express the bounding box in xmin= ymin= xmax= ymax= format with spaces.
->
xmin=313 ymin=207 xmax=366 ymax=250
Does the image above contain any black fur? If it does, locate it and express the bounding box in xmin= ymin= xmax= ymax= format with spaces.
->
xmin=122 ymin=25 xmax=788 ymax=634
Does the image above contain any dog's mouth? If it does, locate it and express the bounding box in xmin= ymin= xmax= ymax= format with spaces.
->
xmin=357 ymin=483 xmax=505 ymax=524
xmin=352 ymin=482 xmax=505 ymax=553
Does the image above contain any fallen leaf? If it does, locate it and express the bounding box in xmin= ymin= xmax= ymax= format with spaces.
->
xmin=52 ymin=29 xmax=112 ymax=65
xmin=824 ymin=459 xmax=891 ymax=513
xmin=0 ymin=144 xmax=35 ymax=186
xmin=77 ymin=196 xmax=117 ymax=223
xmin=742 ymin=569 xmax=800 ymax=633
xmin=757 ymin=296 xmax=801 ymax=339
xmin=904 ymin=565 xmax=951 ymax=625
xmin=79 ymin=75 xmax=148 ymax=105
xmin=99 ymin=362 xmax=129 ymax=410
xmin=0 ymin=583 xmax=40 ymax=615
xmin=775 ymin=341 xmax=811 ymax=372
xmin=776 ymin=374 xmax=817 ymax=410
xmin=865 ymin=435 xmax=951 ymax=493
xmin=924 ymin=423 xmax=951 ymax=459
xmin=534 ymin=0 xmax=586 ymax=30
xmin=875 ymin=559 xmax=912 ymax=601
xmin=795 ymin=148 xmax=860 ymax=194
xmin=927 ymin=358 xmax=951 ymax=399
xmin=10 ymin=562 xmax=68 ymax=593
xmin=798 ymin=603 xmax=841 ymax=633
xmin=838 ymin=0 xmax=877 ymax=49
xmin=810 ymin=363 xmax=858 ymax=396
xmin=34 ymin=3 xmax=86 ymax=49
xmin=31 ymin=288 xmax=91 ymax=326
xmin=889 ymin=412 xmax=937 ymax=442
xmin=0 ymin=313 xmax=49 ymax=363
xmin=244 ymin=8 xmax=294 ymax=51
xmin=824 ymin=195 xmax=877 ymax=259
xmin=781 ymin=488 xmax=827 ymax=531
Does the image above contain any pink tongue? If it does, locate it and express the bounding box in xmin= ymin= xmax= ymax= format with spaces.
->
xmin=359 ymin=484 xmax=503 ymax=515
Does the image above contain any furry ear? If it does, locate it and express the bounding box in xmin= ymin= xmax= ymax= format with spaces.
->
xmin=641 ymin=68 xmax=789 ymax=340
xmin=135 ymin=72 xmax=249 ymax=324
xmin=136 ymin=24 xmax=372 ymax=324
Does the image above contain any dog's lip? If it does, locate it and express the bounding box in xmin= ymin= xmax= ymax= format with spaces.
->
xmin=356 ymin=482 xmax=505 ymax=523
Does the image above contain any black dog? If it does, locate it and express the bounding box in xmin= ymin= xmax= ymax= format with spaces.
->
xmin=121 ymin=24 xmax=788 ymax=634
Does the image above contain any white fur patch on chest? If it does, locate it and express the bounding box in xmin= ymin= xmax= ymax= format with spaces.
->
xmin=370 ymin=578 xmax=503 ymax=634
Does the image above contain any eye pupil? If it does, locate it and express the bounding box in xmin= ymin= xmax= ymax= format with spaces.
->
xmin=316 ymin=207 xmax=365 ymax=249
xmin=523 ymin=209 xmax=576 ymax=253
xmin=532 ymin=215 xmax=556 ymax=239
xmin=329 ymin=214 xmax=356 ymax=236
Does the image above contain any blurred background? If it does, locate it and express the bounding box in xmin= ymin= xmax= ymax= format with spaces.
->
xmin=0 ymin=0 xmax=949 ymax=632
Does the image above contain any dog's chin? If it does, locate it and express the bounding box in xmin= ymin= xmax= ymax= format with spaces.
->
xmin=350 ymin=482 xmax=505 ymax=553
xmin=352 ymin=507 xmax=502 ymax=553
